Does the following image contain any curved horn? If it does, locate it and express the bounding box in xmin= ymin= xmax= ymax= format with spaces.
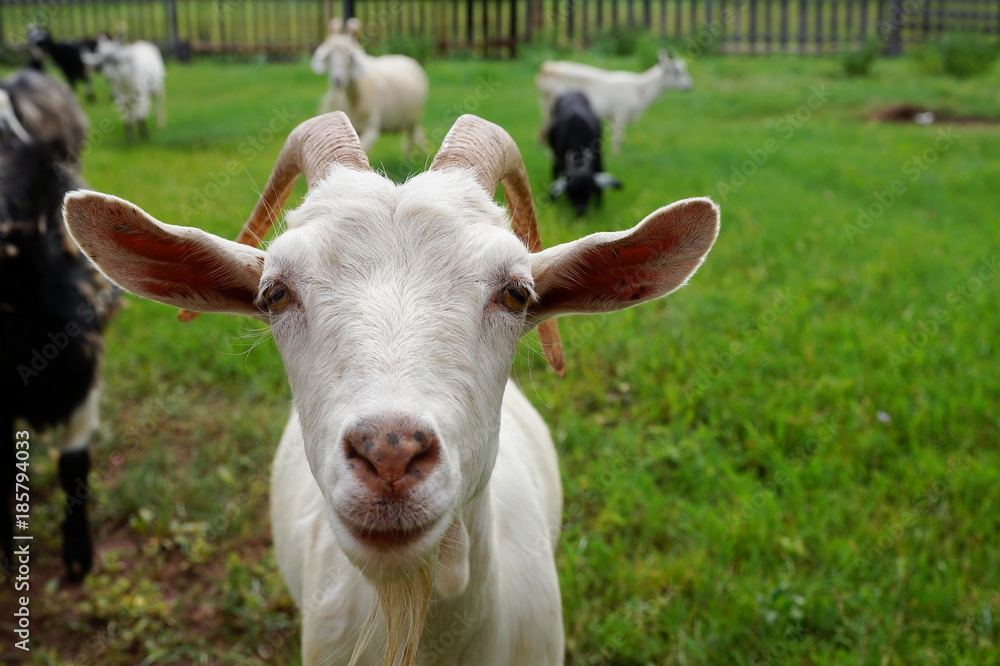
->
xmin=430 ymin=114 xmax=565 ymax=375
xmin=178 ymin=111 xmax=369 ymax=321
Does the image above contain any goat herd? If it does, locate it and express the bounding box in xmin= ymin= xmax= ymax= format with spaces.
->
xmin=3 ymin=19 xmax=716 ymax=666
xmin=313 ymin=17 xmax=694 ymax=216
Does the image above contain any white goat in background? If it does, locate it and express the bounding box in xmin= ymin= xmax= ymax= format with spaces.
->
xmin=310 ymin=18 xmax=428 ymax=155
xmin=65 ymin=112 xmax=719 ymax=665
xmin=85 ymin=37 xmax=165 ymax=142
xmin=536 ymin=49 xmax=693 ymax=153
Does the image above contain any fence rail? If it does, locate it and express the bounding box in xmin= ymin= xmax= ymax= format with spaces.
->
xmin=1 ymin=0 xmax=998 ymax=60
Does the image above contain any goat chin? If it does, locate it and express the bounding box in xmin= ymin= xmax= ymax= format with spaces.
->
xmin=351 ymin=565 xmax=434 ymax=666
xmin=348 ymin=516 xmax=469 ymax=666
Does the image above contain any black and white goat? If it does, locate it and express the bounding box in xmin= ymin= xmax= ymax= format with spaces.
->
xmin=546 ymin=91 xmax=621 ymax=217
xmin=0 ymin=70 xmax=119 ymax=580
xmin=27 ymin=27 xmax=97 ymax=103
xmin=84 ymin=36 xmax=166 ymax=143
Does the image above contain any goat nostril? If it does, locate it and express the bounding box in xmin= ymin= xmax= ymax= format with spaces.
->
xmin=343 ymin=419 xmax=440 ymax=490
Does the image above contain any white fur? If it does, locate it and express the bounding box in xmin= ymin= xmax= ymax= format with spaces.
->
xmin=310 ymin=34 xmax=428 ymax=153
xmin=64 ymin=146 xmax=720 ymax=665
xmin=536 ymin=51 xmax=693 ymax=153
xmin=86 ymin=38 xmax=165 ymax=137
xmin=259 ymin=167 xmax=563 ymax=664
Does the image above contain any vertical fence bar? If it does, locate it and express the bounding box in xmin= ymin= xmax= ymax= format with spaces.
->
xmin=831 ymin=0 xmax=839 ymax=50
xmin=510 ymin=0 xmax=517 ymax=56
xmin=798 ymin=0 xmax=806 ymax=52
xmin=845 ymin=0 xmax=854 ymax=47
xmin=779 ymin=0 xmax=788 ymax=50
xmin=466 ymin=0 xmax=473 ymax=47
xmin=720 ymin=0 xmax=727 ymax=52
xmin=885 ymin=0 xmax=902 ymax=53
xmin=859 ymin=0 xmax=868 ymax=41
xmin=814 ymin=0 xmax=823 ymax=51
xmin=568 ymin=0 xmax=576 ymax=42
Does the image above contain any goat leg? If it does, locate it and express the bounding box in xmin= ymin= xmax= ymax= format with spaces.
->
xmin=59 ymin=448 xmax=93 ymax=581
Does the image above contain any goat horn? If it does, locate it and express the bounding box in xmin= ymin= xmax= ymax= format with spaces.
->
xmin=178 ymin=111 xmax=369 ymax=321
xmin=430 ymin=114 xmax=566 ymax=375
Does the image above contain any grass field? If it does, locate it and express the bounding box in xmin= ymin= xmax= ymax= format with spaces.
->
xmin=3 ymin=48 xmax=999 ymax=665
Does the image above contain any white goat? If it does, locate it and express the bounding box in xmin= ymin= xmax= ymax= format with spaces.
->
xmin=64 ymin=112 xmax=720 ymax=665
xmin=310 ymin=18 xmax=428 ymax=154
xmin=85 ymin=37 xmax=165 ymax=142
xmin=536 ymin=50 xmax=693 ymax=153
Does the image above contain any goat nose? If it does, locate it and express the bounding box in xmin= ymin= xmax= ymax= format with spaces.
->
xmin=343 ymin=418 xmax=440 ymax=493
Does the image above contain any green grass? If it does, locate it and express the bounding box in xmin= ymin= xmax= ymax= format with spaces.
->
xmin=5 ymin=51 xmax=999 ymax=665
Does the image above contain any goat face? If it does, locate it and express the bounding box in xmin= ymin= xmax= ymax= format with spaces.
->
xmin=311 ymin=38 xmax=363 ymax=90
xmin=658 ymin=50 xmax=693 ymax=91
xmin=265 ymin=168 xmax=527 ymax=578
xmin=550 ymin=149 xmax=622 ymax=217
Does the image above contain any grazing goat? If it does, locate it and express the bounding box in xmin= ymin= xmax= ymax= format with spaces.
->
xmin=64 ymin=112 xmax=719 ymax=664
xmin=547 ymin=91 xmax=621 ymax=217
xmin=310 ymin=18 xmax=428 ymax=154
xmin=1 ymin=71 xmax=119 ymax=581
xmin=27 ymin=27 xmax=97 ymax=103
xmin=85 ymin=37 xmax=166 ymax=142
xmin=537 ymin=50 xmax=693 ymax=153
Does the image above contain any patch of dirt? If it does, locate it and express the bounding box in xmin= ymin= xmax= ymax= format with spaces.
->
xmin=872 ymin=103 xmax=1000 ymax=126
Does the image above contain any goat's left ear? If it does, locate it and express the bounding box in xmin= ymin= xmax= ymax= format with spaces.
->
xmin=528 ymin=197 xmax=719 ymax=322
xmin=64 ymin=191 xmax=265 ymax=318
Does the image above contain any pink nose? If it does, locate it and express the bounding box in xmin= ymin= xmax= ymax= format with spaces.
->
xmin=343 ymin=417 xmax=440 ymax=495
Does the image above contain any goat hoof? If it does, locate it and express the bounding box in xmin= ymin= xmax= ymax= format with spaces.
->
xmin=62 ymin=526 xmax=93 ymax=581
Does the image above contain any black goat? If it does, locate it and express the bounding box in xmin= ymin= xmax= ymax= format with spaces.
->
xmin=0 ymin=70 xmax=89 ymax=163
xmin=27 ymin=28 xmax=97 ymax=103
xmin=0 ymin=71 xmax=118 ymax=581
xmin=546 ymin=90 xmax=621 ymax=217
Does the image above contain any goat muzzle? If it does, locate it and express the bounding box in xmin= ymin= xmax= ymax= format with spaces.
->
xmin=343 ymin=416 xmax=441 ymax=498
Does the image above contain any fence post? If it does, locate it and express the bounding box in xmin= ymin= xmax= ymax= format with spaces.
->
xmin=884 ymin=0 xmax=903 ymax=54
xmin=166 ymin=0 xmax=181 ymax=59
xmin=342 ymin=0 xmax=355 ymax=20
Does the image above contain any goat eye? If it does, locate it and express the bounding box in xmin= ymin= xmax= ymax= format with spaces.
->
xmin=499 ymin=284 xmax=530 ymax=311
xmin=263 ymin=284 xmax=291 ymax=313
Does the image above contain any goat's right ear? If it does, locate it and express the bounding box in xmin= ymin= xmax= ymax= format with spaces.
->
xmin=64 ymin=191 xmax=265 ymax=318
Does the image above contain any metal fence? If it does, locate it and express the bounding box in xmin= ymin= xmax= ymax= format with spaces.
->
xmin=1 ymin=0 xmax=998 ymax=60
